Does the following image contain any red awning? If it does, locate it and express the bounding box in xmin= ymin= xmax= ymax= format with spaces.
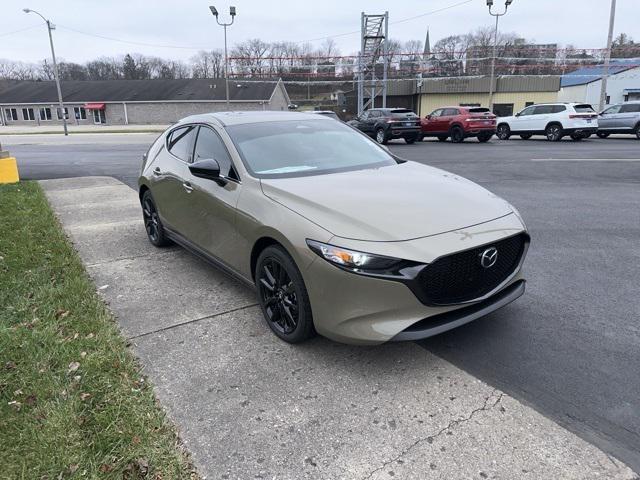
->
xmin=84 ymin=103 xmax=105 ymax=110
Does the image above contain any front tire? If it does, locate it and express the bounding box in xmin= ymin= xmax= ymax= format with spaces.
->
xmin=404 ymin=135 xmax=417 ymax=144
xmin=635 ymin=124 xmax=640 ymax=139
xmin=141 ymin=190 xmax=171 ymax=247
xmin=496 ymin=124 xmax=511 ymax=140
xmin=450 ymin=126 xmax=465 ymax=143
xmin=255 ymin=245 xmax=315 ymax=344
xmin=375 ymin=128 xmax=388 ymax=145
xmin=545 ymin=124 xmax=563 ymax=142
xmin=477 ymin=133 xmax=492 ymax=143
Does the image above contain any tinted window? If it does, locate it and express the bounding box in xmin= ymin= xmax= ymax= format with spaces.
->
xmin=533 ymin=105 xmax=554 ymax=114
xmin=443 ymin=108 xmax=459 ymax=116
xmin=620 ymin=104 xmax=640 ymax=113
xmin=574 ymin=104 xmax=595 ymax=113
xmin=468 ymin=108 xmax=490 ymax=113
xmin=429 ymin=109 xmax=443 ymax=117
xmin=193 ymin=126 xmax=234 ymax=177
xmin=227 ymin=119 xmax=396 ymax=179
xmin=369 ymin=110 xmax=382 ymax=118
xmin=552 ymin=105 xmax=567 ymax=113
xmin=167 ymin=126 xmax=197 ymax=162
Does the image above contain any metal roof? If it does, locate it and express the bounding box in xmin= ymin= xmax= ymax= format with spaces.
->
xmin=0 ymin=79 xmax=281 ymax=104
xmin=561 ymin=62 xmax=640 ymax=88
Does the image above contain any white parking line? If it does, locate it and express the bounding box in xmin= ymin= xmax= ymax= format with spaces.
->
xmin=531 ymin=158 xmax=640 ymax=162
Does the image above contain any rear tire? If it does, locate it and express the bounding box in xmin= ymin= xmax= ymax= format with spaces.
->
xmin=375 ymin=128 xmax=388 ymax=145
xmin=450 ymin=126 xmax=465 ymax=143
xmin=545 ymin=124 xmax=563 ymax=142
xmin=255 ymin=245 xmax=315 ymax=344
xmin=520 ymin=134 xmax=533 ymax=140
xmin=141 ymin=190 xmax=171 ymax=247
xmin=496 ymin=124 xmax=511 ymax=140
xmin=477 ymin=133 xmax=492 ymax=143
xmin=635 ymin=124 xmax=640 ymax=139
xmin=596 ymin=132 xmax=610 ymax=139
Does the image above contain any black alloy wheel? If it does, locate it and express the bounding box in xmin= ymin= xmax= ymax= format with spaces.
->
xmin=496 ymin=124 xmax=511 ymax=140
xmin=450 ymin=126 xmax=465 ymax=143
xmin=142 ymin=191 xmax=170 ymax=247
xmin=256 ymin=246 xmax=315 ymax=343
xmin=545 ymin=124 xmax=563 ymax=142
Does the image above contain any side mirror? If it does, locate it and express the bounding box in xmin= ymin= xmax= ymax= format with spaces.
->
xmin=189 ymin=158 xmax=223 ymax=183
xmin=425 ymin=115 xmax=432 ymax=120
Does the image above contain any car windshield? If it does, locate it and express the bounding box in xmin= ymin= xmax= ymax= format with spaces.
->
xmin=226 ymin=119 xmax=397 ymax=178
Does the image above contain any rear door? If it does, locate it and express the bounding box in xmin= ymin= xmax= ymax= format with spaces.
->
xmin=528 ymin=105 xmax=554 ymax=131
xmin=440 ymin=108 xmax=460 ymax=132
xmin=151 ymin=125 xmax=198 ymax=233
xmin=618 ymin=103 xmax=640 ymax=130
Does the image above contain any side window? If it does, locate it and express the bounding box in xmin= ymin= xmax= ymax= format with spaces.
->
xmin=552 ymin=105 xmax=567 ymax=113
xmin=602 ymin=105 xmax=621 ymax=115
xmin=193 ymin=126 xmax=234 ymax=177
xmin=518 ymin=106 xmax=536 ymax=116
xmin=369 ymin=110 xmax=381 ymax=118
xmin=429 ymin=109 xmax=442 ymax=117
xmin=533 ymin=105 xmax=553 ymax=115
xmin=444 ymin=108 xmax=459 ymax=116
xmin=620 ymin=104 xmax=640 ymax=113
xmin=167 ymin=126 xmax=197 ymax=162
xmin=359 ymin=111 xmax=369 ymax=120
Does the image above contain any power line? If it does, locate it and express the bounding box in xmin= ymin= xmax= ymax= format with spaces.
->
xmin=0 ymin=24 xmax=41 ymax=38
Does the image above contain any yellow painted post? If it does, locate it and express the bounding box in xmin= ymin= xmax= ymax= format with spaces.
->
xmin=0 ymin=143 xmax=19 ymax=183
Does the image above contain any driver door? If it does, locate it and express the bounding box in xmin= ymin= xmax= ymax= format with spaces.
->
xmin=598 ymin=104 xmax=622 ymax=130
xmin=423 ymin=109 xmax=444 ymax=133
xmin=181 ymin=125 xmax=242 ymax=264
xmin=509 ymin=105 xmax=536 ymax=132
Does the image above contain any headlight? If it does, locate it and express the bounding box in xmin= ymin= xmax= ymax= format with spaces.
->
xmin=306 ymin=240 xmax=402 ymax=272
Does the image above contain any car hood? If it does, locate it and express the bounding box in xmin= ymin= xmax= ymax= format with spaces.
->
xmin=260 ymin=161 xmax=513 ymax=242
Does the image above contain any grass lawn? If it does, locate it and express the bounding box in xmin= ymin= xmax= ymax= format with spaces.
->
xmin=0 ymin=182 xmax=196 ymax=479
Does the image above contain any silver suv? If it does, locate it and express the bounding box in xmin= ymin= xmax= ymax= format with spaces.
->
xmin=597 ymin=101 xmax=640 ymax=139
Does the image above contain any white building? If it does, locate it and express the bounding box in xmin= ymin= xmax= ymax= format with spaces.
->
xmin=558 ymin=60 xmax=640 ymax=107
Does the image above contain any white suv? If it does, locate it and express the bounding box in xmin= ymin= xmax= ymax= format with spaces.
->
xmin=496 ymin=103 xmax=598 ymax=142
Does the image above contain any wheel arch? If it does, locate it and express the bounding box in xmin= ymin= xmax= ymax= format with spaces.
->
xmin=139 ymin=184 xmax=150 ymax=204
xmin=545 ymin=121 xmax=564 ymax=131
xmin=250 ymin=236 xmax=288 ymax=281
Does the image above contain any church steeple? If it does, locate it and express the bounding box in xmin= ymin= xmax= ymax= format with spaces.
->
xmin=423 ymin=28 xmax=431 ymax=60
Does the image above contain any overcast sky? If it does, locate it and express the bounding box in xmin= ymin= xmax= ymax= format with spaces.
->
xmin=1 ymin=0 xmax=638 ymax=64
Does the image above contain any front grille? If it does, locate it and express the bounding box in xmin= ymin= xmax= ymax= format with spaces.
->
xmin=418 ymin=233 xmax=527 ymax=305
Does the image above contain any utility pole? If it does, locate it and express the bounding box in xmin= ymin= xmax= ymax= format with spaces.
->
xmin=599 ymin=0 xmax=617 ymax=111
xmin=209 ymin=6 xmax=236 ymax=110
xmin=24 ymin=8 xmax=68 ymax=135
xmin=486 ymin=0 xmax=514 ymax=112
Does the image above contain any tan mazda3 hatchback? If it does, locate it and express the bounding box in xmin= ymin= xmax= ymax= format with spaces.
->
xmin=138 ymin=111 xmax=529 ymax=345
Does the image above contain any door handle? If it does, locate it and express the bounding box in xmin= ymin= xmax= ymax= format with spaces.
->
xmin=152 ymin=167 xmax=161 ymax=176
xmin=182 ymin=181 xmax=194 ymax=193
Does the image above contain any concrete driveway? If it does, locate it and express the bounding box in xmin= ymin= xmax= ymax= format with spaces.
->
xmin=40 ymin=176 xmax=636 ymax=479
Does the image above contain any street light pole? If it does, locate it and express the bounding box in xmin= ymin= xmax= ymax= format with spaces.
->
xmin=23 ymin=8 xmax=68 ymax=136
xmin=486 ymin=0 xmax=514 ymax=112
xmin=599 ymin=0 xmax=617 ymax=111
xmin=209 ymin=6 xmax=236 ymax=111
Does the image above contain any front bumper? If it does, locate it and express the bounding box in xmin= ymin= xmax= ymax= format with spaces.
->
xmin=302 ymin=214 xmax=527 ymax=345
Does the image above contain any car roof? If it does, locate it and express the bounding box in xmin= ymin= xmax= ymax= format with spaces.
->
xmin=176 ymin=110 xmax=329 ymax=127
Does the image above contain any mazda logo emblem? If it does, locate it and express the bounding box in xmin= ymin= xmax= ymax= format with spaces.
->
xmin=480 ymin=247 xmax=498 ymax=268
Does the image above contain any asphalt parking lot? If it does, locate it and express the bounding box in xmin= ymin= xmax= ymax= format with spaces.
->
xmin=6 ymin=133 xmax=640 ymax=471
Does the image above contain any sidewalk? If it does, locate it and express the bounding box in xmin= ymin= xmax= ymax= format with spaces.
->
xmin=0 ymin=123 xmax=168 ymax=135
xmin=40 ymin=176 xmax=637 ymax=480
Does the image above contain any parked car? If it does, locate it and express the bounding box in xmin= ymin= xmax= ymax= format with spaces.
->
xmin=419 ymin=106 xmax=496 ymax=143
xmin=496 ymin=103 xmax=598 ymax=141
xmin=309 ymin=110 xmax=341 ymax=121
xmin=596 ymin=101 xmax=640 ymax=139
xmin=348 ymin=108 xmax=421 ymax=144
xmin=139 ymin=111 xmax=529 ymax=345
